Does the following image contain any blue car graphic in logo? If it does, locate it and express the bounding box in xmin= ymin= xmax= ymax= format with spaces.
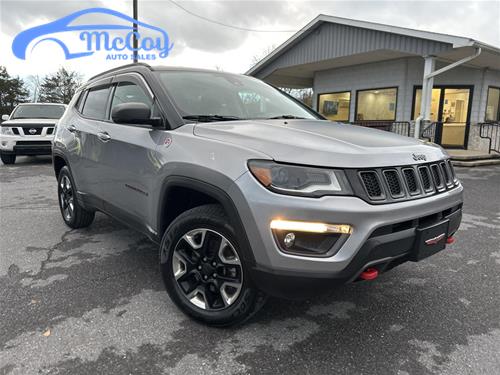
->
xmin=12 ymin=8 xmax=173 ymax=60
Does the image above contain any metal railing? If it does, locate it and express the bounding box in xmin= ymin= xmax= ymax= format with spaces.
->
xmin=479 ymin=122 xmax=500 ymax=154
xmin=350 ymin=121 xmax=411 ymax=137
xmin=420 ymin=121 xmax=443 ymax=144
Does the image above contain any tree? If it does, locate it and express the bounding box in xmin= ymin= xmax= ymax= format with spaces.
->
xmin=251 ymin=44 xmax=277 ymax=66
xmin=0 ymin=66 xmax=30 ymax=116
xmin=39 ymin=67 xmax=82 ymax=104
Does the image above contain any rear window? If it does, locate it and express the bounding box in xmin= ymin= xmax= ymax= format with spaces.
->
xmin=11 ymin=104 xmax=66 ymax=119
xmin=81 ymin=86 xmax=110 ymax=120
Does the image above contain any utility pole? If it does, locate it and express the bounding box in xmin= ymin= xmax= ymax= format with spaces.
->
xmin=133 ymin=0 xmax=138 ymax=63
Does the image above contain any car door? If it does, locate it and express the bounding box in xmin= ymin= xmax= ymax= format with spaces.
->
xmin=97 ymin=73 xmax=164 ymax=230
xmin=69 ymin=80 xmax=113 ymax=203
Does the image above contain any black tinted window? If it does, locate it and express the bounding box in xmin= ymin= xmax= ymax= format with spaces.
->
xmin=111 ymin=82 xmax=152 ymax=110
xmin=82 ymin=86 xmax=110 ymax=120
xmin=74 ymin=91 xmax=86 ymax=113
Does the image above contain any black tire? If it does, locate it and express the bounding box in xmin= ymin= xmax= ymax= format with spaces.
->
xmin=160 ymin=204 xmax=267 ymax=327
xmin=0 ymin=153 xmax=16 ymax=165
xmin=57 ymin=166 xmax=95 ymax=228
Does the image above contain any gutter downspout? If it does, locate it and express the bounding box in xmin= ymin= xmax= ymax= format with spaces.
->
xmin=414 ymin=47 xmax=482 ymax=139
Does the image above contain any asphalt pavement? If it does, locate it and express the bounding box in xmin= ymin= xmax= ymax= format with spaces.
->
xmin=1 ymin=156 xmax=499 ymax=375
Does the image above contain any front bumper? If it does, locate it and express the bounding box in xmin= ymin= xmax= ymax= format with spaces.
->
xmin=0 ymin=135 xmax=53 ymax=155
xmin=231 ymin=171 xmax=463 ymax=298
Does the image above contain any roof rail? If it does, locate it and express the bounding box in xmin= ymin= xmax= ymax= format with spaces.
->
xmin=88 ymin=62 xmax=152 ymax=82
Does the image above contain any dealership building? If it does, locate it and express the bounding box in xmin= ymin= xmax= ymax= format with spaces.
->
xmin=247 ymin=15 xmax=500 ymax=152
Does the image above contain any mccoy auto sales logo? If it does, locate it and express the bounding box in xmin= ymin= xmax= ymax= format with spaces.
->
xmin=12 ymin=8 xmax=173 ymax=61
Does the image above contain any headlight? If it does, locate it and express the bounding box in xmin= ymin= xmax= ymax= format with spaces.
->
xmin=0 ymin=127 xmax=14 ymax=135
xmin=248 ymin=160 xmax=352 ymax=197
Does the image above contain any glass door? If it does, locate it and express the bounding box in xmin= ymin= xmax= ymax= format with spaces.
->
xmin=413 ymin=86 xmax=472 ymax=148
xmin=441 ymin=88 xmax=471 ymax=148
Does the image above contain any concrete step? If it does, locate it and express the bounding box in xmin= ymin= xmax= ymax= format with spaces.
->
xmin=448 ymin=151 xmax=500 ymax=161
xmin=452 ymin=158 xmax=500 ymax=167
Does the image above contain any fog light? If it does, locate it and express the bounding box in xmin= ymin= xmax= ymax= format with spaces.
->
xmin=271 ymin=219 xmax=351 ymax=257
xmin=283 ymin=233 xmax=295 ymax=248
xmin=270 ymin=219 xmax=352 ymax=234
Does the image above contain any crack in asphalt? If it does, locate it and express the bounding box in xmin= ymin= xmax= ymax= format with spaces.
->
xmin=39 ymin=230 xmax=75 ymax=273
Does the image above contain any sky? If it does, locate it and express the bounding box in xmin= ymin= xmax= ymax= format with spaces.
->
xmin=0 ymin=0 xmax=499 ymax=85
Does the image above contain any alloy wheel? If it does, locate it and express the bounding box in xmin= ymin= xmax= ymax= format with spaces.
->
xmin=59 ymin=175 xmax=74 ymax=221
xmin=172 ymin=228 xmax=243 ymax=310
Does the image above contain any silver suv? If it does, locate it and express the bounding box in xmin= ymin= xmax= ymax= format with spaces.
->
xmin=1 ymin=103 xmax=66 ymax=164
xmin=53 ymin=63 xmax=463 ymax=326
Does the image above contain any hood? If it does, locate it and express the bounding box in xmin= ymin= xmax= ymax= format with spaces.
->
xmin=193 ymin=120 xmax=447 ymax=168
xmin=1 ymin=118 xmax=58 ymax=126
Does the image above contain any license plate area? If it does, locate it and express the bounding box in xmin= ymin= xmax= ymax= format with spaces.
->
xmin=411 ymin=219 xmax=450 ymax=261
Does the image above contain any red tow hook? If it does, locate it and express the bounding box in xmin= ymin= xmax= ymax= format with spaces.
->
xmin=446 ymin=236 xmax=455 ymax=244
xmin=360 ymin=268 xmax=378 ymax=281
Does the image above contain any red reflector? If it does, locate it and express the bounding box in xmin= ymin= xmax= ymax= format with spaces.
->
xmin=360 ymin=268 xmax=378 ymax=280
xmin=446 ymin=236 xmax=455 ymax=244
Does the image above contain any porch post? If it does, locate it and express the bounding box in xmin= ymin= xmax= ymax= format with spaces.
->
xmin=414 ymin=55 xmax=435 ymax=139
xmin=421 ymin=56 xmax=436 ymax=122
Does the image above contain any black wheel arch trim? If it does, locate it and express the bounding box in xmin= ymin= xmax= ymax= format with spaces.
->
xmin=158 ymin=172 xmax=256 ymax=267
xmin=52 ymin=150 xmax=70 ymax=177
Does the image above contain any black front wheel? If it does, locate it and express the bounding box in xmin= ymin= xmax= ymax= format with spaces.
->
xmin=57 ymin=166 xmax=95 ymax=228
xmin=160 ymin=204 xmax=267 ymax=326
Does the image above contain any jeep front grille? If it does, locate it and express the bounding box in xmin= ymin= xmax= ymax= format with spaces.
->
xmin=359 ymin=171 xmax=383 ymax=199
xmin=354 ymin=160 xmax=459 ymax=204
xmin=430 ymin=164 xmax=443 ymax=189
xmin=402 ymin=168 xmax=419 ymax=194
xmin=447 ymin=159 xmax=457 ymax=181
xmin=383 ymin=170 xmax=404 ymax=198
xmin=418 ymin=166 xmax=432 ymax=191
xmin=440 ymin=161 xmax=453 ymax=186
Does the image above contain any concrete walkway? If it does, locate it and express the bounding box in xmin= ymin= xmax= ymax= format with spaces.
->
xmin=447 ymin=149 xmax=500 ymax=166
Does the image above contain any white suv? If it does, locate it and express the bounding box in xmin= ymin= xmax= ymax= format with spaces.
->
xmin=1 ymin=103 xmax=67 ymax=164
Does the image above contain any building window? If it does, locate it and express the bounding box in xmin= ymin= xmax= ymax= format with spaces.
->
xmin=318 ymin=91 xmax=350 ymax=121
xmin=412 ymin=88 xmax=441 ymax=121
xmin=355 ymin=87 xmax=397 ymax=121
xmin=485 ymin=87 xmax=500 ymax=121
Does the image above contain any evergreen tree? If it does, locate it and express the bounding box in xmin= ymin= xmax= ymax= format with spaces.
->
xmin=0 ymin=66 xmax=30 ymax=117
xmin=39 ymin=67 xmax=82 ymax=104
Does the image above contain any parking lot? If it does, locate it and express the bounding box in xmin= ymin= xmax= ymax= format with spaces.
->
xmin=0 ymin=156 xmax=499 ymax=375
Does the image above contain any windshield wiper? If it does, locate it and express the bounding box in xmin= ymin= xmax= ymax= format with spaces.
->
xmin=267 ymin=115 xmax=306 ymax=119
xmin=183 ymin=115 xmax=244 ymax=122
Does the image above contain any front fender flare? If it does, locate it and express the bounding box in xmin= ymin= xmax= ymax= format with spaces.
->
xmin=156 ymin=166 xmax=256 ymax=267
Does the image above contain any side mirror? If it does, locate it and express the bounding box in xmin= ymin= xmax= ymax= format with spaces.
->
xmin=111 ymin=102 xmax=153 ymax=125
xmin=1 ymin=114 xmax=9 ymax=121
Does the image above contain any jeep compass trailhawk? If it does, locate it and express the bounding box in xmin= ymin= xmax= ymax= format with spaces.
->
xmin=53 ymin=63 xmax=463 ymax=326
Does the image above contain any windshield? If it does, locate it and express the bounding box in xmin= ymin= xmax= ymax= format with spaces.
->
xmin=156 ymin=71 xmax=318 ymax=122
xmin=11 ymin=104 xmax=66 ymax=119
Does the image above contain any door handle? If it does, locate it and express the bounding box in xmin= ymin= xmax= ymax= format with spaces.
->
xmin=97 ymin=131 xmax=111 ymax=142
xmin=67 ymin=124 xmax=77 ymax=133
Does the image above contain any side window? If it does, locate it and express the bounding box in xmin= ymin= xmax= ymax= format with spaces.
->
xmin=81 ymin=86 xmax=110 ymax=120
xmin=74 ymin=90 xmax=86 ymax=113
xmin=110 ymin=82 xmax=152 ymax=113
